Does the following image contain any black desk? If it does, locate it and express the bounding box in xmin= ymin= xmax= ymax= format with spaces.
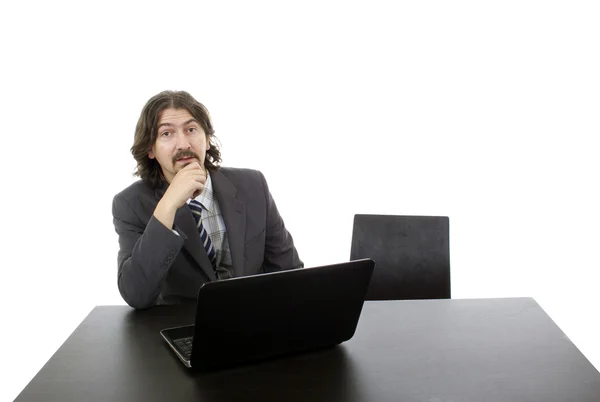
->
xmin=14 ymin=298 xmax=600 ymax=402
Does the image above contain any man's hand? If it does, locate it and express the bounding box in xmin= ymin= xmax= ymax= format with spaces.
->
xmin=153 ymin=162 xmax=206 ymax=229
xmin=163 ymin=161 xmax=207 ymax=208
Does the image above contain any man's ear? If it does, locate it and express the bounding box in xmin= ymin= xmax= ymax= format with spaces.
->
xmin=148 ymin=149 xmax=155 ymax=159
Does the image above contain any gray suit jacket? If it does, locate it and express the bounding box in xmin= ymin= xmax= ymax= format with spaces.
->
xmin=112 ymin=167 xmax=303 ymax=309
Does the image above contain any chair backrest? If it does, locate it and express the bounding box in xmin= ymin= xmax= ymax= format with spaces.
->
xmin=350 ymin=214 xmax=450 ymax=300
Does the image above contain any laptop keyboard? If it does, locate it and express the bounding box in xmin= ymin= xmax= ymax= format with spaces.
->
xmin=173 ymin=337 xmax=194 ymax=359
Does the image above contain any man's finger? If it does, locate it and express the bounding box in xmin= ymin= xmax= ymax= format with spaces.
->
xmin=181 ymin=161 xmax=202 ymax=170
xmin=181 ymin=170 xmax=207 ymax=180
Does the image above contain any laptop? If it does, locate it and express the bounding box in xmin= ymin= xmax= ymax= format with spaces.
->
xmin=160 ymin=258 xmax=375 ymax=371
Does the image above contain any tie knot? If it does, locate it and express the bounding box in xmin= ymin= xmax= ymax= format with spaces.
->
xmin=189 ymin=200 xmax=204 ymax=224
xmin=189 ymin=199 xmax=204 ymax=211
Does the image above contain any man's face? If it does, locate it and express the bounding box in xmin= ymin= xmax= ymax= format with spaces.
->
xmin=148 ymin=108 xmax=210 ymax=183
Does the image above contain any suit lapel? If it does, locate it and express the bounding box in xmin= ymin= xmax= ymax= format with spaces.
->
xmin=154 ymin=182 xmax=218 ymax=281
xmin=174 ymin=206 xmax=218 ymax=281
xmin=211 ymin=169 xmax=246 ymax=277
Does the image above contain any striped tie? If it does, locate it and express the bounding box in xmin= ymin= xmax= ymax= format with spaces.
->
xmin=188 ymin=200 xmax=217 ymax=268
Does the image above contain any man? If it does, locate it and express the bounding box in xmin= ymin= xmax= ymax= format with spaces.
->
xmin=112 ymin=90 xmax=303 ymax=309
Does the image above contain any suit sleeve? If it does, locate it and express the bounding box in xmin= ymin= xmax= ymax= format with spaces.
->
xmin=112 ymin=194 xmax=185 ymax=309
xmin=258 ymin=171 xmax=304 ymax=272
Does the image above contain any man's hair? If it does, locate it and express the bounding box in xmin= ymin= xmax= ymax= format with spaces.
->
xmin=131 ymin=90 xmax=222 ymax=188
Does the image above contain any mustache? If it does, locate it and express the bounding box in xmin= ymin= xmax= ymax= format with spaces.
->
xmin=172 ymin=150 xmax=200 ymax=165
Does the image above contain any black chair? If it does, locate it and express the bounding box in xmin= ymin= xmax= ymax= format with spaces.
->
xmin=350 ymin=214 xmax=450 ymax=300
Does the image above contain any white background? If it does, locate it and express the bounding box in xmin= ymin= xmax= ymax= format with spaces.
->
xmin=1 ymin=1 xmax=599 ymax=400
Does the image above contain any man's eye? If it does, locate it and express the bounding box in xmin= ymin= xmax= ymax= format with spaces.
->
xmin=188 ymin=127 xmax=197 ymax=133
xmin=162 ymin=131 xmax=171 ymax=137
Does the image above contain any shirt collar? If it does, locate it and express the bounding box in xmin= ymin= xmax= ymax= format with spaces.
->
xmin=186 ymin=171 xmax=214 ymax=212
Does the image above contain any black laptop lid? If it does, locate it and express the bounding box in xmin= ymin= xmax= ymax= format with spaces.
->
xmin=190 ymin=259 xmax=374 ymax=370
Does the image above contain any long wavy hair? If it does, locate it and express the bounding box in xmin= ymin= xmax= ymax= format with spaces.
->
xmin=131 ymin=90 xmax=222 ymax=188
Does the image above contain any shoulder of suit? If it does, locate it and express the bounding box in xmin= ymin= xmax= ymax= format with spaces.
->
xmin=216 ymin=166 xmax=264 ymax=182
xmin=113 ymin=179 xmax=154 ymax=204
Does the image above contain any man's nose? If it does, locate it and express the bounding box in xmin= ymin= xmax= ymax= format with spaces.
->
xmin=175 ymin=130 xmax=191 ymax=149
